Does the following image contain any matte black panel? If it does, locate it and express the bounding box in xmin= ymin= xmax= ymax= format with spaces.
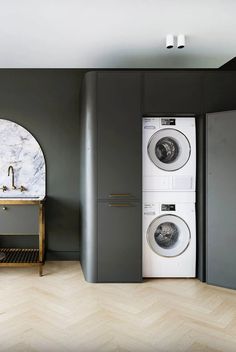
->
xmin=204 ymin=72 xmax=236 ymax=112
xmin=98 ymin=201 xmax=142 ymax=283
xmin=0 ymin=205 xmax=38 ymax=234
xmin=144 ymin=71 xmax=203 ymax=113
xmin=97 ymin=72 xmax=142 ymax=200
xmin=206 ymin=110 xmax=236 ymax=289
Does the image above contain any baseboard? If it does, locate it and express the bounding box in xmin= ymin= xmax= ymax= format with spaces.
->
xmin=46 ymin=250 xmax=80 ymax=261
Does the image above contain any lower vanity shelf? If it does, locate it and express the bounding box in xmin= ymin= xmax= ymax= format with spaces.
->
xmin=0 ymin=199 xmax=45 ymax=276
xmin=0 ymin=248 xmax=42 ymax=272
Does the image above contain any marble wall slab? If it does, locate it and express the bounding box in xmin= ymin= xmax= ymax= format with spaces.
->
xmin=0 ymin=119 xmax=46 ymax=199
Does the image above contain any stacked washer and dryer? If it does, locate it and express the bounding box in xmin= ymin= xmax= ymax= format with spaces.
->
xmin=142 ymin=117 xmax=196 ymax=277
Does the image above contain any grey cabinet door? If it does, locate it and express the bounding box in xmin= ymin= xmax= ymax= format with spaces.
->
xmin=143 ymin=71 xmax=203 ymax=114
xmin=204 ymin=72 xmax=236 ymax=113
xmin=206 ymin=110 xmax=236 ymax=289
xmin=0 ymin=205 xmax=38 ymax=235
xmin=98 ymin=201 xmax=142 ymax=282
xmin=97 ymin=72 xmax=142 ymax=200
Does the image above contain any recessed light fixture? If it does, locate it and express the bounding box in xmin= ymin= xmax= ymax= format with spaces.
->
xmin=166 ymin=34 xmax=186 ymax=49
xmin=177 ymin=34 xmax=185 ymax=49
xmin=166 ymin=34 xmax=174 ymax=49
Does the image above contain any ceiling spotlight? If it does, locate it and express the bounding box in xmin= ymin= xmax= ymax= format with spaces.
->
xmin=166 ymin=34 xmax=174 ymax=49
xmin=177 ymin=34 xmax=185 ymax=49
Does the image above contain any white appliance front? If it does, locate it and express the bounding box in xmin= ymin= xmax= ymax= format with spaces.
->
xmin=143 ymin=117 xmax=196 ymax=192
xmin=143 ymin=192 xmax=196 ymax=278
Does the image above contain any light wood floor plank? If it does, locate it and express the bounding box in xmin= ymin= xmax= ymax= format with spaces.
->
xmin=0 ymin=262 xmax=236 ymax=352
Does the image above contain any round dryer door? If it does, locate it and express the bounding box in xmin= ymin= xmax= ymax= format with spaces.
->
xmin=146 ymin=214 xmax=191 ymax=257
xmin=147 ymin=128 xmax=191 ymax=171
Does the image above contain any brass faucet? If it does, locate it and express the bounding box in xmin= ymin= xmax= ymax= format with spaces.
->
xmin=8 ymin=165 xmax=16 ymax=190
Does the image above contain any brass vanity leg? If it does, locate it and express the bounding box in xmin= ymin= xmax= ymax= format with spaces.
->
xmin=39 ymin=203 xmax=45 ymax=277
xmin=39 ymin=264 xmax=43 ymax=277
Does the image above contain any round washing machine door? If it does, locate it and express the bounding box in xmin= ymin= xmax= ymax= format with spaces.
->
xmin=147 ymin=128 xmax=191 ymax=171
xmin=146 ymin=214 xmax=191 ymax=257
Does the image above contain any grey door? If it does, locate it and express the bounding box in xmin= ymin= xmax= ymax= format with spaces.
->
xmin=97 ymin=72 xmax=142 ymax=200
xmin=97 ymin=201 xmax=142 ymax=282
xmin=206 ymin=110 xmax=236 ymax=289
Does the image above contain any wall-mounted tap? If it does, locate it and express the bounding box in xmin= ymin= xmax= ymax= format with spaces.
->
xmin=19 ymin=185 xmax=26 ymax=192
xmin=8 ymin=165 xmax=16 ymax=190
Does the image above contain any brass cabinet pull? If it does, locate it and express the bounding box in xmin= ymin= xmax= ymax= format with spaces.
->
xmin=108 ymin=203 xmax=133 ymax=207
xmin=109 ymin=194 xmax=131 ymax=197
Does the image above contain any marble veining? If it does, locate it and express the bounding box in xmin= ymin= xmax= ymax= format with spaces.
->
xmin=0 ymin=119 xmax=46 ymax=198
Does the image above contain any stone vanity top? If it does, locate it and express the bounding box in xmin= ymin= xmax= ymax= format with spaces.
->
xmin=0 ymin=197 xmax=45 ymax=204
xmin=0 ymin=119 xmax=46 ymax=200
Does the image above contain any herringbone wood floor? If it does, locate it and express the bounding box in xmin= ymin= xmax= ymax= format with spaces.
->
xmin=0 ymin=262 xmax=236 ymax=352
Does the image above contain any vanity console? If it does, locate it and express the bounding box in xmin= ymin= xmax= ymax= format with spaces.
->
xmin=0 ymin=118 xmax=46 ymax=276
xmin=0 ymin=199 xmax=45 ymax=276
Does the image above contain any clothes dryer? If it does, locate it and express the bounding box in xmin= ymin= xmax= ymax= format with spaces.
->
xmin=143 ymin=117 xmax=196 ymax=192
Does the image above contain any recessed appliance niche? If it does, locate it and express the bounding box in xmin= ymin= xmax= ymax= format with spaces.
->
xmin=142 ymin=116 xmax=196 ymax=278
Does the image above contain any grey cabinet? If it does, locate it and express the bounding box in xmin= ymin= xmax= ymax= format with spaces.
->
xmin=97 ymin=72 xmax=141 ymax=200
xmin=206 ymin=110 xmax=236 ymax=289
xmin=80 ymin=71 xmax=142 ymax=283
xmin=143 ymin=71 xmax=203 ymax=114
xmin=98 ymin=201 xmax=142 ymax=282
xmin=0 ymin=205 xmax=38 ymax=234
xmin=204 ymin=72 xmax=236 ymax=113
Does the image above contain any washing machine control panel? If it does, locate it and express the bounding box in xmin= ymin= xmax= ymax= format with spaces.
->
xmin=143 ymin=203 xmax=156 ymax=215
xmin=161 ymin=204 xmax=176 ymax=211
xmin=161 ymin=118 xmax=176 ymax=125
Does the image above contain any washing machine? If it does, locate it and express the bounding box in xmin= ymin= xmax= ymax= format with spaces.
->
xmin=143 ymin=117 xmax=196 ymax=192
xmin=143 ymin=192 xmax=196 ymax=278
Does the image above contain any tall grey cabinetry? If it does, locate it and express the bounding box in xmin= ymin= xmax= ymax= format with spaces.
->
xmin=206 ymin=110 xmax=236 ymax=289
xmin=80 ymin=71 xmax=142 ymax=283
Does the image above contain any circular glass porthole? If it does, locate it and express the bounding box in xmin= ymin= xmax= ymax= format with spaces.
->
xmin=155 ymin=137 xmax=179 ymax=164
xmin=146 ymin=214 xmax=191 ymax=257
xmin=147 ymin=129 xmax=191 ymax=171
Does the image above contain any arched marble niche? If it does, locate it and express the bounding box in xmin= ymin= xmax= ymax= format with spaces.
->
xmin=0 ymin=119 xmax=46 ymax=199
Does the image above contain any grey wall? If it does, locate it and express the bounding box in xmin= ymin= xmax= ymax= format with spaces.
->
xmin=0 ymin=69 xmax=85 ymax=259
xmin=1 ymin=69 xmax=236 ymax=263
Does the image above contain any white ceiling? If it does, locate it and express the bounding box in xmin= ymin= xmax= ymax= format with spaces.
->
xmin=0 ymin=0 xmax=235 ymax=68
